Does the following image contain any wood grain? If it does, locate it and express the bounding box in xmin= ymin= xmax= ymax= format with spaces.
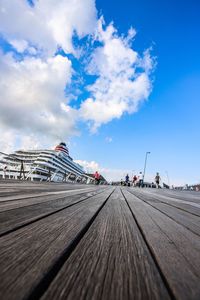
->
xmin=130 ymin=188 xmax=200 ymax=217
xmin=123 ymin=188 xmax=200 ymax=300
xmin=0 ymin=188 xmax=114 ymax=300
xmin=127 ymin=189 xmax=200 ymax=236
xmin=0 ymin=187 xmax=97 ymax=212
xmin=0 ymin=188 xmax=106 ymax=236
xmin=0 ymin=182 xmax=199 ymax=300
xmin=41 ymin=187 xmax=171 ymax=300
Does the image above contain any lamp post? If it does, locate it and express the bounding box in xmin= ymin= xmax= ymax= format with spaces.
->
xmin=165 ymin=171 xmax=170 ymax=187
xmin=143 ymin=151 xmax=150 ymax=185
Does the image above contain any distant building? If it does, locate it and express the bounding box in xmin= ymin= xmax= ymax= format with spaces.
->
xmin=174 ymin=183 xmax=200 ymax=191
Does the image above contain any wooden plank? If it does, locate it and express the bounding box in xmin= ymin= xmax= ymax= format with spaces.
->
xmin=149 ymin=190 xmax=200 ymax=207
xmin=41 ymin=187 xmax=171 ymax=300
xmin=152 ymin=189 xmax=200 ymax=204
xmin=127 ymin=189 xmax=200 ymax=236
xmin=0 ymin=182 xmax=94 ymax=196
xmin=0 ymin=187 xmax=99 ymax=212
xmin=0 ymin=188 xmax=106 ymax=236
xmin=0 ymin=184 xmax=96 ymax=202
xmin=137 ymin=188 xmax=200 ymax=207
xmin=148 ymin=202 xmax=200 ymax=236
xmin=130 ymin=189 xmax=200 ymax=217
xmin=122 ymin=188 xmax=200 ymax=300
xmin=0 ymin=188 xmax=114 ymax=300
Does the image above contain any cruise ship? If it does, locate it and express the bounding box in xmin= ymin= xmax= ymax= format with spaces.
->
xmin=0 ymin=142 xmax=92 ymax=183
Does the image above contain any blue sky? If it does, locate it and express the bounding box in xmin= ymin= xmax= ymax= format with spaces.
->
xmin=0 ymin=0 xmax=199 ymax=185
xmin=72 ymin=0 xmax=200 ymax=185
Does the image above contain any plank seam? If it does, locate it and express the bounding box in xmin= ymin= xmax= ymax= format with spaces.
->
xmin=121 ymin=188 xmax=176 ymax=300
xmin=143 ymin=190 xmax=200 ymax=203
xmin=0 ymin=188 xmax=103 ymax=212
xmin=125 ymin=190 xmax=200 ymax=278
xmin=25 ymin=188 xmax=115 ymax=300
xmin=0 ymin=188 xmax=97 ymax=203
xmin=0 ymin=189 xmax=108 ymax=238
xmin=128 ymin=190 xmax=200 ymax=237
xmin=130 ymin=190 xmax=200 ymax=217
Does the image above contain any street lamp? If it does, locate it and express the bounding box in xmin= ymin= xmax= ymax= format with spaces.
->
xmin=143 ymin=151 xmax=150 ymax=185
xmin=165 ymin=171 xmax=170 ymax=187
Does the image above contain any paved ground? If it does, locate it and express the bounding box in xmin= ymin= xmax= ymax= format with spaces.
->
xmin=0 ymin=181 xmax=199 ymax=300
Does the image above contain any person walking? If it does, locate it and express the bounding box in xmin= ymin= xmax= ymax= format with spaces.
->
xmin=155 ymin=172 xmax=161 ymax=188
xmin=138 ymin=172 xmax=143 ymax=188
xmin=94 ymin=171 xmax=100 ymax=185
xmin=133 ymin=175 xmax=137 ymax=187
xmin=125 ymin=174 xmax=129 ymax=186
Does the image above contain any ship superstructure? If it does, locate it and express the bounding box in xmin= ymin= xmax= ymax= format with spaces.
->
xmin=0 ymin=142 xmax=92 ymax=183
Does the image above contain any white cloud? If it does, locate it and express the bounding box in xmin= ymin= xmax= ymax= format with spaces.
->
xmin=75 ymin=160 xmax=100 ymax=173
xmin=0 ymin=0 xmax=98 ymax=150
xmin=0 ymin=0 xmax=97 ymax=56
xmin=80 ymin=18 xmax=154 ymax=132
xmin=9 ymin=39 xmax=38 ymax=55
xmin=0 ymin=52 xmax=79 ymax=141
xmin=0 ymin=128 xmax=65 ymax=157
xmin=9 ymin=39 xmax=28 ymax=53
xmin=0 ymin=1 xmax=154 ymax=151
xmin=75 ymin=159 xmax=133 ymax=182
xmin=0 ymin=130 xmax=16 ymax=154
xmin=105 ymin=137 xmax=113 ymax=143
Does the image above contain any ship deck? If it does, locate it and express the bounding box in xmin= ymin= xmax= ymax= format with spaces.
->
xmin=0 ymin=181 xmax=200 ymax=300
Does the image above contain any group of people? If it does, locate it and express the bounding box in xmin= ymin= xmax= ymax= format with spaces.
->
xmin=122 ymin=172 xmax=161 ymax=188
xmin=94 ymin=170 xmax=161 ymax=187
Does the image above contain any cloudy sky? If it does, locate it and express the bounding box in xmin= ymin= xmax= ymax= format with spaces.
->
xmin=0 ymin=0 xmax=200 ymax=185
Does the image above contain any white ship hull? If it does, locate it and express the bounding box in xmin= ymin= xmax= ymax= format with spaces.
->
xmin=0 ymin=143 xmax=94 ymax=184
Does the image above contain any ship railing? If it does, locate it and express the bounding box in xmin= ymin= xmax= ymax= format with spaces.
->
xmin=0 ymin=151 xmax=27 ymax=180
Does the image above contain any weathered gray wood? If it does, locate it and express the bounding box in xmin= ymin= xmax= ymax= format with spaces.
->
xmin=0 ymin=188 xmax=114 ymax=300
xmin=0 ymin=188 xmax=106 ymax=236
xmin=130 ymin=189 xmax=200 ymax=217
xmin=148 ymin=201 xmax=200 ymax=236
xmin=0 ymin=184 xmax=96 ymax=202
xmin=123 ymin=188 xmax=200 ymax=300
xmin=0 ymin=182 xmax=199 ymax=300
xmin=41 ymin=187 xmax=171 ymax=300
xmin=142 ymin=188 xmax=200 ymax=206
xmin=127 ymin=189 xmax=200 ymax=236
xmin=138 ymin=188 xmax=200 ymax=206
xmin=152 ymin=189 xmax=200 ymax=203
xmin=0 ymin=187 xmax=99 ymax=211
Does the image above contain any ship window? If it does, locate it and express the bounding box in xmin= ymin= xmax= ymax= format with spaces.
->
xmin=33 ymin=178 xmax=40 ymax=181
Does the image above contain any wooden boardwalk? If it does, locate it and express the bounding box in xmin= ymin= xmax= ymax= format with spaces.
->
xmin=0 ymin=181 xmax=200 ymax=300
